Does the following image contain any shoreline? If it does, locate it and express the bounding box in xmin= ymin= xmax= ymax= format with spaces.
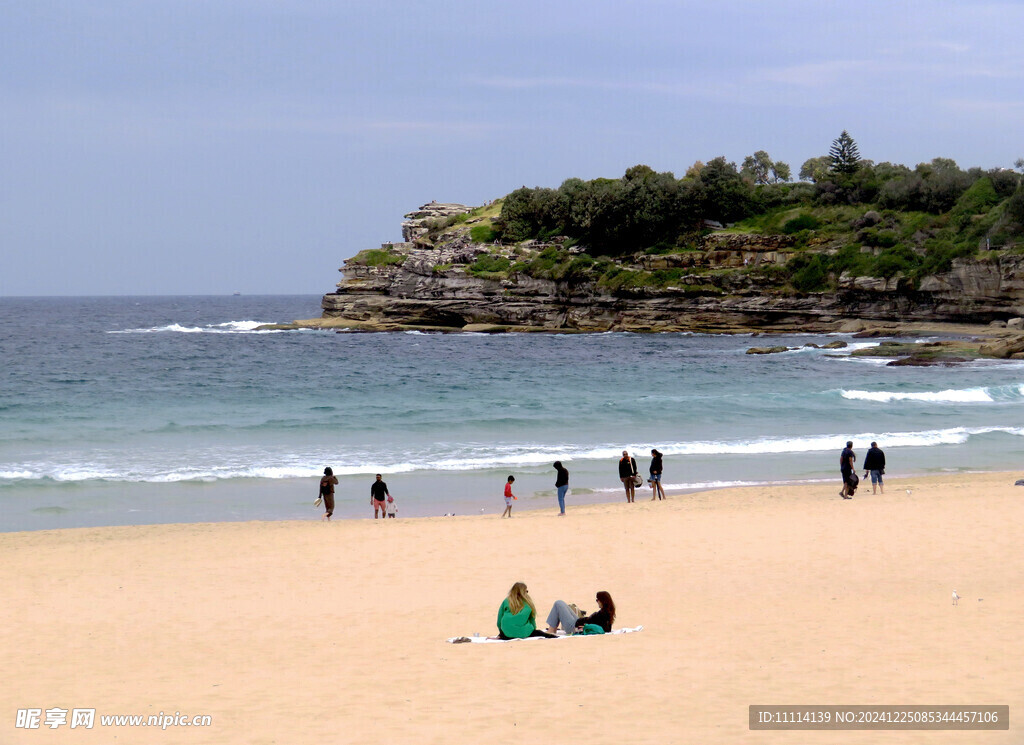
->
xmin=264 ymin=317 xmax=1010 ymax=337
xmin=4 ymin=469 xmax=1021 ymax=537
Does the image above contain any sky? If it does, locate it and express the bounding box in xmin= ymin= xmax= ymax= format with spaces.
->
xmin=2 ymin=0 xmax=1022 ymax=296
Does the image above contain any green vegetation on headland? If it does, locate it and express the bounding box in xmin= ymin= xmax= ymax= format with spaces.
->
xmin=350 ymin=247 xmax=407 ymax=267
xmin=440 ymin=133 xmax=1024 ymax=293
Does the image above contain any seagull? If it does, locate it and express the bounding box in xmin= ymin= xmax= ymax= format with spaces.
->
xmin=906 ymin=489 xmax=912 ymax=495
xmin=952 ymin=590 xmax=960 ymax=606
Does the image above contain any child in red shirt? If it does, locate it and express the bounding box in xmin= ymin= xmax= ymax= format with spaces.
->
xmin=502 ymin=475 xmax=517 ymax=518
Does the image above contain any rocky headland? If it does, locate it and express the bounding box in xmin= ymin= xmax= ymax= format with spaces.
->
xmin=271 ymin=201 xmax=1024 ymax=359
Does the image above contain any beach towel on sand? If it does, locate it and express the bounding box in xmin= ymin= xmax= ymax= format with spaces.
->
xmin=447 ymin=626 xmax=643 ymax=643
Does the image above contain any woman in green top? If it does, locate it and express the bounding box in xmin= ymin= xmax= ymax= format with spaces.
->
xmin=497 ymin=582 xmax=555 ymax=639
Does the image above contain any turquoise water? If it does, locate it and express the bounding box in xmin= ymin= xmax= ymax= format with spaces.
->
xmin=2 ymin=295 xmax=1023 ymax=530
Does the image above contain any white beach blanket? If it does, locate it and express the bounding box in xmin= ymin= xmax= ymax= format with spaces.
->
xmin=447 ymin=625 xmax=643 ymax=643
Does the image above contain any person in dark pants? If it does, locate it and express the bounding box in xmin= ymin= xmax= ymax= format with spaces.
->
xmin=619 ymin=450 xmax=638 ymax=503
xmin=553 ymin=461 xmax=569 ymax=516
xmin=863 ymin=441 xmax=886 ymax=494
xmin=839 ymin=441 xmax=856 ymax=499
xmin=370 ymin=474 xmax=390 ymax=519
xmin=319 ymin=467 xmax=338 ymax=521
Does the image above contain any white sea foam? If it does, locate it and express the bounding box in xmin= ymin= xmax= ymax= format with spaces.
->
xmin=0 ymin=470 xmax=34 ymax=479
xmin=109 ymin=321 xmax=285 ymax=334
xmin=844 ymin=342 xmax=883 ymax=352
xmin=590 ymin=477 xmax=836 ymax=494
xmin=842 ymin=383 xmax=1024 ymax=403
xmin=5 ymin=427 xmax=1023 ymax=486
xmin=842 ymin=388 xmax=995 ymax=403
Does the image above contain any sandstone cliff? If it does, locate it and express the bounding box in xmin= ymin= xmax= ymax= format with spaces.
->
xmin=317 ymin=203 xmax=1024 ymax=333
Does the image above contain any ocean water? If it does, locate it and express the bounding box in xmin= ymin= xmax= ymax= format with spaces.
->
xmin=2 ymin=295 xmax=1024 ymax=531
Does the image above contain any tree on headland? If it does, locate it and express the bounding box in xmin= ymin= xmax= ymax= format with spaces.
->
xmin=829 ymin=131 xmax=861 ymax=175
xmin=692 ymin=157 xmax=755 ymax=223
xmin=683 ymin=160 xmax=705 ymax=180
xmin=799 ymin=156 xmax=831 ymax=183
xmin=741 ymin=151 xmax=791 ymax=185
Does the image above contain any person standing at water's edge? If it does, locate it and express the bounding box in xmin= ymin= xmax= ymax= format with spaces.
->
xmin=839 ymin=441 xmax=856 ymax=499
xmin=502 ymin=475 xmax=517 ymax=518
xmin=553 ymin=461 xmax=569 ymax=516
xmin=863 ymin=441 xmax=885 ymax=494
xmin=649 ymin=449 xmax=665 ymax=501
xmin=619 ymin=451 xmax=638 ymax=503
xmin=370 ymin=474 xmax=390 ymax=519
xmin=319 ymin=467 xmax=338 ymax=521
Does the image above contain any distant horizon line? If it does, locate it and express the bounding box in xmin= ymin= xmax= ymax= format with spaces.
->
xmin=0 ymin=292 xmax=327 ymax=300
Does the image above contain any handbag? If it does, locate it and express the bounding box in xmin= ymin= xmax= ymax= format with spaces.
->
xmin=633 ymin=473 xmax=643 ymax=487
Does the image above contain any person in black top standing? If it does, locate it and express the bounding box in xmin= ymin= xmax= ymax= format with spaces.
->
xmin=619 ymin=450 xmax=638 ymax=503
xmin=649 ymin=448 xmax=665 ymax=501
xmin=839 ymin=441 xmax=856 ymax=499
xmin=553 ymin=461 xmax=569 ymax=516
xmin=370 ymin=474 xmax=390 ymax=519
xmin=863 ymin=441 xmax=886 ymax=494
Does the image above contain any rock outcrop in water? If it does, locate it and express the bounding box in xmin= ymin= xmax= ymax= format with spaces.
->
xmin=311 ymin=202 xmax=1024 ymax=334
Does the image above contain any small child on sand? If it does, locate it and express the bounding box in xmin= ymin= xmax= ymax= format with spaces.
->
xmin=502 ymin=475 xmax=517 ymax=518
xmin=386 ymin=495 xmax=397 ymax=519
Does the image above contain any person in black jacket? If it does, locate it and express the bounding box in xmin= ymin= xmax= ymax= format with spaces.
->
xmin=544 ymin=591 xmax=617 ymax=635
xmin=618 ymin=451 xmax=638 ymax=503
xmin=553 ymin=461 xmax=569 ymax=516
xmin=863 ymin=441 xmax=886 ymax=494
xmin=648 ymin=448 xmax=665 ymax=501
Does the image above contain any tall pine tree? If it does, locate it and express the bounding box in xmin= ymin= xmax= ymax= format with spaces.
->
xmin=829 ymin=130 xmax=861 ymax=175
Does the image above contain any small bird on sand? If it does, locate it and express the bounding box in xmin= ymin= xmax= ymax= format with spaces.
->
xmin=952 ymin=590 xmax=960 ymax=606
xmin=906 ymin=489 xmax=912 ymax=495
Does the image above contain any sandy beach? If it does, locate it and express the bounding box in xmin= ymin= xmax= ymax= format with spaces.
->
xmin=3 ymin=472 xmax=1023 ymax=744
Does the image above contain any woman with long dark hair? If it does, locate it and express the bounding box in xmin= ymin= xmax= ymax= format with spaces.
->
xmin=649 ymin=449 xmax=665 ymax=501
xmin=544 ymin=590 xmax=616 ymax=635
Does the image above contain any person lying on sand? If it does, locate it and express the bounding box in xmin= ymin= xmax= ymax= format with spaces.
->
xmin=545 ymin=591 xmax=616 ymax=635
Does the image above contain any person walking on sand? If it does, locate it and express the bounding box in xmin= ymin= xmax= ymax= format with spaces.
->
xmin=502 ymin=475 xmax=517 ymax=518
xmin=370 ymin=474 xmax=390 ymax=519
xmin=863 ymin=441 xmax=886 ymax=494
xmin=649 ymin=448 xmax=665 ymax=501
xmin=386 ymin=495 xmax=398 ymax=519
xmin=553 ymin=461 xmax=569 ymax=516
xmin=319 ymin=467 xmax=338 ymax=521
xmin=619 ymin=451 xmax=638 ymax=503
xmin=839 ymin=441 xmax=856 ymax=499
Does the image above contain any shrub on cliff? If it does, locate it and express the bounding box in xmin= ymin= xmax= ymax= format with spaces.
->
xmin=470 ymin=224 xmax=499 ymax=243
xmin=781 ymin=214 xmax=821 ymax=234
xmin=787 ymin=253 xmax=830 ymax=293
xmin=467 ymin=253 xmax=511 ymax=278
xmin=352 ymin=249 xmax=406 ymax=267
xmin=873 ymin=244 xmax=918 ymax=277
xmin=877 ymin=160 xmax=973 ymax=213
xmin=915 ymin=239 xmax=977 ymax=277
